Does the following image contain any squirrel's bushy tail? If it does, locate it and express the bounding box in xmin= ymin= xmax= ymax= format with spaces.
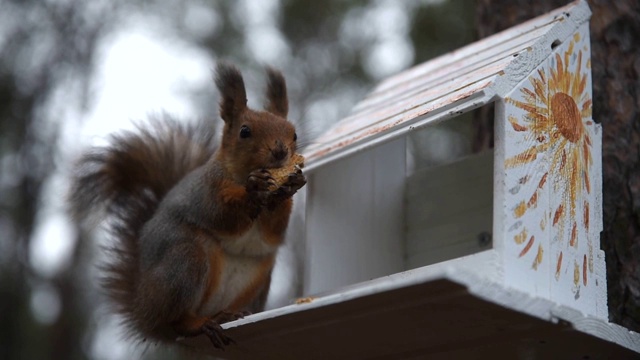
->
xmin=69 ymin=116 xmax=217 ymax=332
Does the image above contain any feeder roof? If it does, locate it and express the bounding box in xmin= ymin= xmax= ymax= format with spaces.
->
xmin=303 ymin=0 xmax=591 ymax=172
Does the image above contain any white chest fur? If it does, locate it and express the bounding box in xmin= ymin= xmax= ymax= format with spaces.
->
xmin=198 ymin=223 xmax=277 ymax=315
xmin=220 ymin=222 xmax=277 ymax=257
xmin=199 ymin=254 xmax=265 ymax=315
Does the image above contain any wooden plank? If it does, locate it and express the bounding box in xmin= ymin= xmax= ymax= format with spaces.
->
xmin=308 ymin=74 xmax=498 ymax=156
xmin=463 ymin=268 xmax=640 ymax=356
xmin=304 ymin=1 xmax=593 ymax=171
xmin=405 ymin=152 xmax=493 ymax=269
xmin=406 ymin=150 xmax=494 ymax=194
xmin=372 ymin=1 xmax=580 ymax=94
xmin=353 ymin=39 xmax=535 ymax=115
xmin=491 ymin=1 xmax=592 ymax=97
xmin=406 ymin=152 xmax=493 ymax=227
xmin=303 ymin=138 xmax=406 ymax=294
xmin=406 ymin=206 xmax=492 ymax=252
xmin=498 ymin=22 xmax=606 ymax=319
xmin=406 ymin=232 xmax=492 ymax=270
xmin=406 ymin=182 xmax=492 ymax=229
xmin=181 ymin=267 xmax=639 ymax=359
xmin=345 ymin=58 xmax=508 ymax=135
xmin=304 ymin=82 xmax=495 ymax=172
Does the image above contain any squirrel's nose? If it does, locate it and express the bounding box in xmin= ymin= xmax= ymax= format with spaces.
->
xmin=272 ymin=140 xmax=287 ymax=161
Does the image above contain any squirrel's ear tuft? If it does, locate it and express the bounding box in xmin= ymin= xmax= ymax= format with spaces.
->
xmin=264 ymin=67 xmax=288 ymax=118
xmin=215 ymin=62 xmax=247 ymax=124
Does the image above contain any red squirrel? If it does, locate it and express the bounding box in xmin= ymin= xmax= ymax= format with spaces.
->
xmin=69 ymin=63 xmax=306 ymax=349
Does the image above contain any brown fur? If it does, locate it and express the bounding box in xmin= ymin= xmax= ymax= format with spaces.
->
xmin=197 ymin=237 xmax=225 ymax=314
xmin=69 ymin=63 xmax=305 ymax=348
xmin=260 ymin=198 xmax=293 ymax=246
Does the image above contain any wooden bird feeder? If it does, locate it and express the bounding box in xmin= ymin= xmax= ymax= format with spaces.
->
xmin=192 ymin=1 xmax=640 ymax=358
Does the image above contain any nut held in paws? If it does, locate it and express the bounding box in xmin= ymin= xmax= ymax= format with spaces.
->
xmin=268 ymin=153 xmax=305 ymax=186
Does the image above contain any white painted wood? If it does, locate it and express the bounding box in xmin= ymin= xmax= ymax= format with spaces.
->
xmin=492 ymin=102 xmax=506 ymax=267
xmin=304 ymin=1 xmax=593 ymax=174
xmin=180 ymin=2 xmax=639 ymax=357
xmin=492 ymin=0 xmax=593 ymax=97
xmin=458 ymin=269 xmax=640 ymax=354
xmin=300 ymin=0 xmax=611 ymax=323
xmin=181 ymin=251 xmax=505 ymax=334
xmin=350 ymin=55 xmax=512 ymax=121
xmin=498 ymin=22 xmax=605 ymax=319
xmin=372 ymin=1 xmax=586 ymax=95
xmin=181 ymin=258 xmax=638 ymax=358
xmin=304 ymin=138 xmax=406 ymax=294
xmin=406 ymin=207 xmax=492 ymax=268
xmin=303 ymin=91 xmax=495 ymax=173
xmin=265 ymin=186 xmax=308 ymax=309
xmin=305 ymin=80 xmax=496 ymax=166
xmin=405 ymin=151 xmax=494 ymax=268
xmin=355 ymin=33 xmax=541 ymax=113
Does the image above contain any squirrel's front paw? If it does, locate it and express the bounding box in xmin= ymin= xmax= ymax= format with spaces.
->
xmin=246 ymin=169 xmax=277 ymax=207
xmin=275 ymin=169 xmax=307 ymax=199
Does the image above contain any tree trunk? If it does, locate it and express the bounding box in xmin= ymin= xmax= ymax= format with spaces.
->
xmin=475 ymin=0 xmax=640 ymax=332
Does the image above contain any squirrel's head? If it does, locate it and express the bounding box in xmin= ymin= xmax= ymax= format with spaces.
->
xmin=214 ymin=62 xmax=297 ymax=180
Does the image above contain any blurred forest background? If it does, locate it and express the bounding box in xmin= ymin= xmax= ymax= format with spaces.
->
xmin=0 ymin=0 xmax=637 ymax=359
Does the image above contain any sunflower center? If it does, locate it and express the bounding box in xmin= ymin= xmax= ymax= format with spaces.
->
xmin=551 ymin=92 xmax=583 ymax=143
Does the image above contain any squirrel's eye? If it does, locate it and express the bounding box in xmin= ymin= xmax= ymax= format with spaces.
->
xmin=293 ymin=132 xmax=297 ymax=142
xmin=240 ymin=125 xmax=251 ymax=139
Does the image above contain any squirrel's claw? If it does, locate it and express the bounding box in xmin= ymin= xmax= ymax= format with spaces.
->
xmin=247 ymin=169 xmax=277 ymax=192
xmin=247 ymin=169 xmax=277 ymax=211
xmin=201 ymin=310 xmax=249 ymax=349
xmin=202 ymin=319 xmax=234 ymax=350
xmin=267 ymin=171 xmax=306 ymax=211
xmin=281 ymin=171 xmax=307 ymax=196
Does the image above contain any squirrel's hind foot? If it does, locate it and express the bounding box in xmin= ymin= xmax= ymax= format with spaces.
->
xmin=201 ymin=319 xmax=235 ymax=349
